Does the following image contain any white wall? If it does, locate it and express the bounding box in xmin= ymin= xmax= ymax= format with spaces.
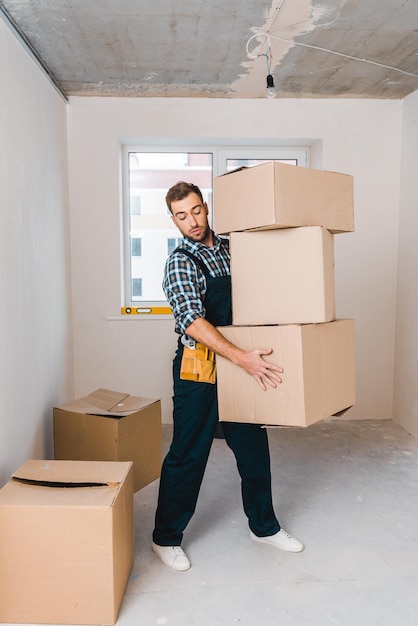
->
xmin=393 ymin=90 xmax=418 ymax=437
xmin=0 ymin=19 xmax=73 ymax=486
xmin=67 ymin=97 xmax=402 ymax=424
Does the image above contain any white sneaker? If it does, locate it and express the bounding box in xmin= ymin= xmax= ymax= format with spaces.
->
xmin=152 ymin=542 xmax=191 ymax=571
xmin=250 ymin=528 xmax=304 ymax=553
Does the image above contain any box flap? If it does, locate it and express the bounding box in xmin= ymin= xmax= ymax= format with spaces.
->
xmin=12 ymin=460 xmax=132 ymax=487
xmin=264 ymin=404 xmax=354 ymax=428
xmin=56 ymin=388 xmax=159 ymax=416
xmin=332 ymin=405 xmax=354 ymax=418
xmin=219 ymin=165 xmax=248 ymax=176
xmin=86 ymin=388 xmax=130 ymax=411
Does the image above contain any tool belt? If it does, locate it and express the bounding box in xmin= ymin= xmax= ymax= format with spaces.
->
xmin=180 ymin=341 xmax=216 ymax=384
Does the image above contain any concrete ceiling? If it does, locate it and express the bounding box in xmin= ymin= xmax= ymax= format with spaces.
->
xmin=1 ymin=0 xmax=418 ymax=100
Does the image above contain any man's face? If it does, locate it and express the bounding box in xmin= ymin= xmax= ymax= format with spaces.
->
xmin=170 ymin=192 xmax=212 ymax=245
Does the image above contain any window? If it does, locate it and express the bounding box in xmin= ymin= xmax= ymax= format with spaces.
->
xmin=122 ymin=146 xmax=308 ymax=309
xmin=123 ymin=150 xmax=213 ymax=305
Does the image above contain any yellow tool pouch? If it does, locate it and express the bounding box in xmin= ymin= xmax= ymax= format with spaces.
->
xmin=180 ymin=343 xmax=216 ymax=384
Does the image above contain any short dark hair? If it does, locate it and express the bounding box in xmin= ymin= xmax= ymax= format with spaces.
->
xmin=165 ymin=181 xmax=204 ymax=213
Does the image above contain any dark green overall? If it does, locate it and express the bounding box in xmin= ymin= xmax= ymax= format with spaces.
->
xmin=153 ymin=250 xmax=280 ymax=546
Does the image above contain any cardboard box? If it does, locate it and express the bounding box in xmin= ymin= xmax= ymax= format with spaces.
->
xmin=214 ymin=161 xmax=354 ymax=234
xmin=216 ymin=320 xmax=355 ymax=427
xmin=0 ymin=460 xmax=134 ymax=625
xmin=230 ymin=226 xmax=335 ymax=325
xmin=54 ymin=388 xmax=162 ymax=492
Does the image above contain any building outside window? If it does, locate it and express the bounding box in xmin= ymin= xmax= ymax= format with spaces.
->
xmin=167 ymin=237 xmax=183 ymax=256
xmin=131 ymin=237 xmax=142 ymax=257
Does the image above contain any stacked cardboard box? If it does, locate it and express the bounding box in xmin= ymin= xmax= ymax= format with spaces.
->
xmin=213 ymin=161 xmax=356 ymax=427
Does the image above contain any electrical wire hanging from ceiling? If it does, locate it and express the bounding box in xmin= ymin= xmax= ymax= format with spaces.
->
xmin=246 ymin=33 xmax=277 ymax=98
xmin=245 ymin=1 xmax=286 ymax=97
xmin=245 ymin=0 xmax=418 ymax=95
xmin=267 ymin=34 xmax=418 ymax=79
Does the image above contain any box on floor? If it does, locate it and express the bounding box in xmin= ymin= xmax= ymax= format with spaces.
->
xmin=230 ymin=226 xmax=335 ymax=325
xmin=214 ymin=161 xmax=354 ymax=235
xmin=0 ymin=460 xmax=134 ymax=625
xmin=54 ymin=388 xmax=162 ymax=492
xmin=216 ymin=320 xmax=355 ymax=427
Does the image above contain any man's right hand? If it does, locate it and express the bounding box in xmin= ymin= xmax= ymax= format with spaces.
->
xmin=237 ymin=348 xmax=283 ymax=391
xmin=185 ymin=317 xmax=284 ymax=391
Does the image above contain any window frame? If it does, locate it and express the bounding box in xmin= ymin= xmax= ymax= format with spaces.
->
xmin=121 ymin=144 xmax=309 ymax=314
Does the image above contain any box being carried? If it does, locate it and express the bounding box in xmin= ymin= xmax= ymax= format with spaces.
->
xmin=54 ymin=388 xmax=162 ymax=492
xmin=0 ymin=460 xmax=134 ymax=625
xmin=214 ymin=161 xmax=354 ymax=234
xmin=216 ymin=320 xmax=355 ymax=427
xmin=230 ymin=226 xmax=335 ymax=325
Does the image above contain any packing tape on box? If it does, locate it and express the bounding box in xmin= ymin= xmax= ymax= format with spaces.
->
xmin=121 ymin=306 xmax=172 ymax=315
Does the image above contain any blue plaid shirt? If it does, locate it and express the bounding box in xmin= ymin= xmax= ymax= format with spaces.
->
xmin=163 ymin=232 xmax=230 ymax=335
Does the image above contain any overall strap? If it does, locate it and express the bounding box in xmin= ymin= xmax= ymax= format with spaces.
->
xmin=173 ymin=247 xmax=210 ymax=276
xmin=173 ymin=243 xmax=232 ymax=328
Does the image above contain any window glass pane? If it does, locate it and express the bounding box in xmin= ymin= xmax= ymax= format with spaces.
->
xmin=218 ymin=148 xmax=308 ymax=173
xmin=127 ymin=152 xmax=212 ymax=302
xmin=226 ymin=157 xmax=298 ymax=171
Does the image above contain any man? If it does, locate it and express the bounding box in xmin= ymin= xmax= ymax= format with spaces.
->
xmin=152 ymin=181 xmax=303 ymax=571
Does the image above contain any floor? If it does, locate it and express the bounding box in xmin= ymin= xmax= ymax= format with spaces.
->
xmin=3 ymin=419 xmax=416 ymax=626
xmin=117 ymin=419 xmax=418 ymax=626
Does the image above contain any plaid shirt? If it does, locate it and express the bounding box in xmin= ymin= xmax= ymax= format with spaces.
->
xmin=163 ymin=232 xmax=230 ymax=335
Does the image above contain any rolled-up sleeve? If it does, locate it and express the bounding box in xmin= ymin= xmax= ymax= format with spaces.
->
xmin=163 ymin=253 xmax=206 ymax=335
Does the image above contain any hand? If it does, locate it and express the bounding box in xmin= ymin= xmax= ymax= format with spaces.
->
xmin=184 ymin=318 xmax=284 ymax=391
xmin=238 ymin=348 xmax=283 ymax=391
